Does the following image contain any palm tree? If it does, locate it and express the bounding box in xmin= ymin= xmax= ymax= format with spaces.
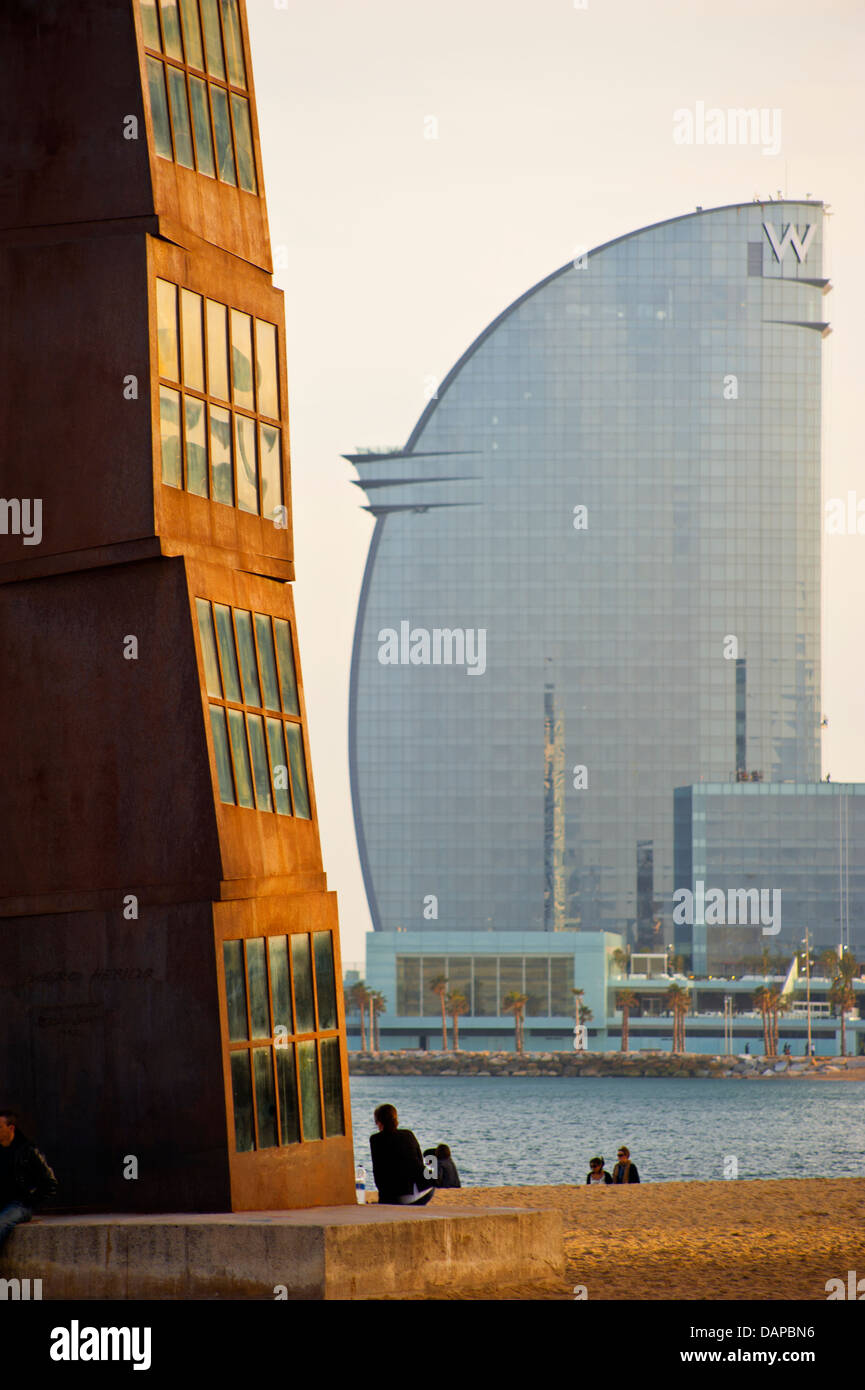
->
xmin=616 ymin=990 xmax=639 ymax=1052
xmin=350 ymin=979 xmax=369 ymax=1052
xmin=766 ymin=987 xmax=788 ymax=1057
xmin=572 ymin=987 xmax=588 ymax=1050
xmin=751 ymin=986 xmax=772 ymax=1057
xmin=817 ymin=948 xmax=839 ymax=980
xmin=503 ymin=990 xmax=528 ymax=1053
xmin=429 ymin=975 xmax=449 ymax=1050
xmin=665 ymin=983 xmax=683 ymax=1052
xmin=665 ymin=984 xmax=691 ymax=1053
xmin=611 ymin=947 xmax=630 ymax=977
xmin=368 ymin=991 xmax=386 ymax=1053
xmin=829 ymin=950 xmax=859 ymax=1056
xmin=446 ymin=990 xmax=469 ymax=1051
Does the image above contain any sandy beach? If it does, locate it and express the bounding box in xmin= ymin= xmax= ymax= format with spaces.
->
xmin=386 ymin=1178 xmax=865 ymax=1299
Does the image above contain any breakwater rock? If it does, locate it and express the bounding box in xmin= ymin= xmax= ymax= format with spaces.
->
xmin=348 ymin=1050 xmax=863 ymax=1079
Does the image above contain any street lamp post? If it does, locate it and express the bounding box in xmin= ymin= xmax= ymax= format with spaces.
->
xmin=802 ymin=929 xmax=813 ymax=1062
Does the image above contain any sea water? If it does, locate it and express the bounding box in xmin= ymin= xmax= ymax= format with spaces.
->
xmin=350 ymin=1075 xmax=865 ymax=1185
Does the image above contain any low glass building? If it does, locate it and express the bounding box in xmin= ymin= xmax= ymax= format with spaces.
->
xmin=674 ymin=783 xmax=865 ymax=973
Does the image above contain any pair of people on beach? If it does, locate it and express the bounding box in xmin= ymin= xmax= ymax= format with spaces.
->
xmin=586 ymin=1146 xmax=640 ymax=1185
xmin=369 ymin=1104 xmax=461 ymax=1205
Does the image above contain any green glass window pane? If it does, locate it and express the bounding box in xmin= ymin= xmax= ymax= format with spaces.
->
xmin=247 ymin=714 xmax=273 ymax=811
xmin=159 ymin=386 xmax=182 ymax=487
xmin=178 ymin=0 xmax=205 ymax=68
xmin=158 ymin=0 xmax=183 ymax=59
xmin=156 ymin=278 xmax=179 ymax=381
xmin=209 ymin=706 xmax=235 ymax=804
xmin=223 ymin=939 xmax=247 ymax=1040
xmin=230 ymin=308 xmax=254 ymax=409
xmin=291 ymin=934 xmax=315 ymax=1034
xmin=206 ymin=300 xmax=229 ymax=400
xmin=146 ymin=58 xmax=173 ymax=160
xmin=230 ymin=1051 xmax=254 ymax=1152
xmin=550 ymin=957 xmax=574 ymax=1015
xmin=253 ymin=1047 xmax=278 ymax=1149
xmin=184 ymin=395 xmax=208 ymax=496
xmin=196 ymin=598 xmax=222 ymax=697
xmin=499 ymin=957 xmax=523 ymax=1009
xmin=320 ymin=1038 xmax=345 ymax=1137
xmin=265 ymin=718 xmax=291 ymax=816
xmin=234 ymin=609 xmax=261 ymax=706
xmin=209 ymin=404 xmax=233 ymax=504
xmin=220 ymin=0 xmax=247 ymax=85
xmin=234 ymin=413 xmax=258 ymax=514
xmin=140 ymin=0 xmax=162 ymax=50
xmin=213 ymin=603 xmax=241 ymax=702
xmin=188 ymin=76 xmax=215 ymax=176
xmin=268 ymin=936 xmax=292 ymax=1032
xmin=200 ymin=0 xmax=225 ymax=78
xmin=313 ymin=932 xmax=338 ymax=1031
xmin=273 ymin=619 xmax=299 ymax=714
xmin=396 ymin=957 xmax=421 ymax=1015
xmin=211 ymin=85 xmax=236 ymax=184
xmin=255 ymin=321 xmax=279 ymax=419
xmin=472 ymin=956 xmax=497 ymax=1017
xmin=181 ymin=289 xmax=205 ymax=391
xmin=525 ymin=956 xmax=549 ymax=1017
xmin=285 ymin=722 xmax=311 ymax=819
xmin=259 ymin=424 xmax=283 ymax=524
xmin=166 ymin=65 xmax=194 ymax=168
xmin=231 ymin=93 xmax=256 ymax=193
xmin=227 ymin=707 xmax=254 ymax=808
xmin=297 ymin=1039 xmax=322 ymax=1141
xmin=421 ymin=957 xmax=446 ymax=1016
xmin=246 ymin=938 xmax=270 ymax=1038
xmin=276 ymin=1044 xmax=300 ymax=1145
xmin=255 ymin=615 xmax=280 ymax=711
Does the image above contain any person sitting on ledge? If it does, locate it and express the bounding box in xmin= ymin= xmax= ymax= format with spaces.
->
xmin=370 ymin=1104 xmax=435 ymax=1206
xmin=611 ymin=1146 xmax=640 ymax=1183
xmin=423 ymin=1143 xmax=462 ymax=1188
xmin=586 ymin=1156 xmax=612 ymax=1185
xmin=0 ymin=1108 xmax=58 ymax=1250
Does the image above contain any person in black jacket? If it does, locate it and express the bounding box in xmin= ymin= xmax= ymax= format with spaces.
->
xmin=369 ymin=1104 xmax=434 ymax=1205
xmin=611 ymin=1146 xmax=640 ymax=1183
xmin=586 ymin=1156 xmax=612 ymax=1185
xmin=0 ymin=1109 xmax=58 ymax=1250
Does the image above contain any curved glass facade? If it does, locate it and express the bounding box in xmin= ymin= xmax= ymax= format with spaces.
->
xmin=349 ymin=202 xmax=826 ymax=942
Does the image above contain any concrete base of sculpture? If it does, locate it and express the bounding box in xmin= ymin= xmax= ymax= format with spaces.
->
xmin=0 ymin=1205 xmax=563 ymax=1300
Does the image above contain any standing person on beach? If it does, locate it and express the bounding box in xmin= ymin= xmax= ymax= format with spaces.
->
xmin=586 ymin=1156 xmax=612 ymax=1185
xmin=612 ymin=1146 xmax=640 ymax=1183
xmin=369 ymin=1104 xmax=435 ymax=1205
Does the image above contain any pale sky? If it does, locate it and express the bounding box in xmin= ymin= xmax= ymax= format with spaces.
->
xmin=245 ymin=0 xmax=865 ymax=964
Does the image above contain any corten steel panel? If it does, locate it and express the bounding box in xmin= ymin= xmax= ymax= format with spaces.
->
xmin=0 ymin=556 xmax=223 ymax=916
xmin=148 ymin=234 xmax=294 ymax=579
xmin=0 ymin=901 xmax=232 ymax=1214
xmin=213 ymin=897 xmax=355 ymax=1210
xmin=187 ymin=557 xmax=326 ymax=890
xmin=0 ymin=1 xmax=151 ymax=232
xmin=0 ymin=235 xmax=154 ymax=582
xmin=0 ymin=2 xmax=271 ymax=273
xmin=0 ymin=231 xmax=293 ymax=586
xmin=134 ymin=0 xmax=273 ymax=272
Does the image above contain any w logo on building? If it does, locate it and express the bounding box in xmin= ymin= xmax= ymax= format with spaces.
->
xmin=762 ymin=222 xmax=816 ymax=264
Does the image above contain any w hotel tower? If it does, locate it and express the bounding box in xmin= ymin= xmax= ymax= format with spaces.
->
xmin=0 ymin=1 xmax=354 ymax=1211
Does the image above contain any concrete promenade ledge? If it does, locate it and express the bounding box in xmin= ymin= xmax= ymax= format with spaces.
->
xmin=0 ymin=1205 xmax=564 ymax=1300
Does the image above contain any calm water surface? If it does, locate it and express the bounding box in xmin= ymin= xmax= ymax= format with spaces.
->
xmin=350 ymin=1076 xmax=865 ymax=1186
